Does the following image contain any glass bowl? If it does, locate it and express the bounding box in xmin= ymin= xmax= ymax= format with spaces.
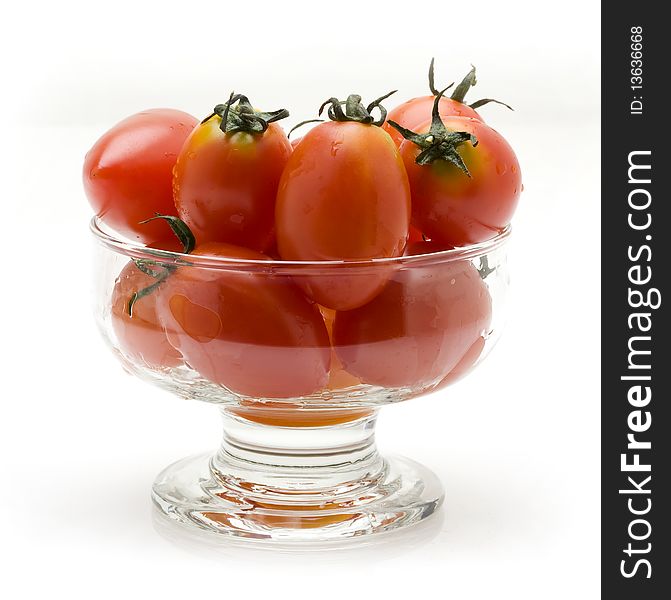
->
xmin=91 ymin=216 xmax=510 ymax=542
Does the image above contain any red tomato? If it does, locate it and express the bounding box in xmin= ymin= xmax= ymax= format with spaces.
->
xmin=111 ymin=261 xmax=183 ymax=369
xmin=383 ymin=61 xmax=510 ymax=147
xmin=83 ymin=109 xmax=198 ymax=244
xmin=276 ymin=95 xmax=410 ymax=310
xmin=394 ymin=114 xmax=521 ymax=246
xmin=173 ymin=96 xmax=292 ymax=251
xmin=154 ymin=243 xmax=331 ymax=398
xmin=333 ymin=258 xmax=491 ymax=388
xmin=290 ymin=136 xmax=302 ymax=149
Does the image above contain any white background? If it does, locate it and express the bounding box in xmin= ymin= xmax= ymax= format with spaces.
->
xmin=2 ymin=1 xmax=600 ymax=598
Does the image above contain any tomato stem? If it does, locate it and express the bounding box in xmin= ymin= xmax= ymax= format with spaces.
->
xmin=318 ymin=91 xmax=396 ymax=127
xmin=387 ymin=87 xmax=477 ymax=175
xmin=132 ymin=259 xmax=169 ymax=278
xmin=138 ymin=214 xmax=196 ymax=253
xmin=213 ymin=93 xmax=289 ymax=135
xmin=127 ymin=268 xmax=173 ymax=317
xmin=127 ymin=215 xmax=197 ymax=316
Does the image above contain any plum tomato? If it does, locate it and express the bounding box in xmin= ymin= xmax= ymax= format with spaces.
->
xmin=389 ymin=93 xmax=521 ymax=247
xmin=154 ymin=243 xmax=331 ymax=398
xmin=332 ymin=257 xmax=492 ymax=389
xmin=275 ymin=93 xmax=411 ymax=310
xmin=383 ymin=60 xmax=511 ymax=147
xmin=83 ymin=109 xmax=198 ymax=244
xmin=111 ymin=261 xmax=183 ymax=369
xmin=173 ymin=95 xmax=292 ymax=251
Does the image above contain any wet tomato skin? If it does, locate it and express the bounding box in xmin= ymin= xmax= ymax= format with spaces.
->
xmin=111 ymin=261 xmax=183 ymax=369
xmin=332 ymin=258 xmax=492 ymax=389
xmin=173 ymin=117 xmax=292 ymax=251
xmin=275 ymin=121 xmax=411 ymax=310
xmin=400 ymin=116 xmax=521 ymax=246
xmin=383 ymin=95 xmax=481 ymax=147
xmin=154 ymin=243 xmax=331 ymax=398
xmin=83 ymin=109 xmax=198 ymax=244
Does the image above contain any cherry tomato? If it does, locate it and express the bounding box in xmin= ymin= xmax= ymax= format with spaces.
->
xmin=173 ymin=95 xmax=292 ymax=251
xmin=154 ymin=243 xmax=331 ymax=398
xmin=393 ymin=112 xmax=521 ymax=247
xmin=83 ymin=109 xmax=198 ymax=244
xmin=276 ymin=94 xmax=410 ymax=310
xmin=111 ymin=261 xmax=183 ymax=369
xmin=333 ymin=258 xmax=492 ymax=388
xmin=383 ymin=61 xmax=510 ymax=147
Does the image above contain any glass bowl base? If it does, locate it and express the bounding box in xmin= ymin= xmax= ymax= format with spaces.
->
xmin=151 ymin=452 xmax=444 ymax=542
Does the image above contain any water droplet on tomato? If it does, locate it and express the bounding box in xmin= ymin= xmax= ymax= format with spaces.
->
xmin=496 ymin=163 xmax=507 ymax=175
xmin=188 ymin=151 xmax=197 ymax=159
xmin=511 ymin=164 xmax=517 ymax=174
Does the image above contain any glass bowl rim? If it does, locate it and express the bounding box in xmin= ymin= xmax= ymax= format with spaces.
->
xmin=90 ymin=216 xmax=510 ymax=271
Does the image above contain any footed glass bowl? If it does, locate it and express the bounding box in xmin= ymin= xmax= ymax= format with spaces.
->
xmin=91 ymin=217 xmax=510 ymax=541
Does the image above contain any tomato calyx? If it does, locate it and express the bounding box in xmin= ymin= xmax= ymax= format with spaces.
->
xmin=288 ymin=119 xmax=324 ymax=139
xmin=318 ymin=91 xmax=396 ymax=126
xmin=138 ymin=214 xmax=196 ymax=253
xmin=127 ymin=215 xmax=196 ymax=317
xmin=388 ymin=88 xmax=478 ymax=175
xmin=449 ymin=64 xmax=477 ymax=103
xmin=427 ymin=57 xmax=455 ymax=97
xmin=208 ymin=93 xmax=290 ymax=135
xmin=450 ymin=63 xmax=513 ymax=112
